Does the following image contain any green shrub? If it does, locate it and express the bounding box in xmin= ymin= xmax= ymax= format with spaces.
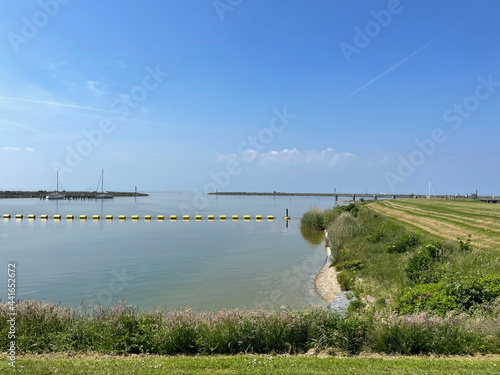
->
xmin=405 ymin=241 xmax=445 ymax=282
xmin=457 ymin=234 xmax=473 ymax=251
xmin=396 ymin=283 xmax=457 ymax=316
xmin=347 ymin=299 xmax=365 ymax=314
xmin=387 ymin=233 xmax=420 ymax=253
xmin=339 ymin=260 xmax=365 ymax=272
xmin=366 ymin=230 xmax=385 ymax=243
xmin=446 ymin=274 xmax=500 ymax=310
xmin=337 ymin=271 xmax=356 ymax=291
xmin=301 ymin=208 xmax=325 ymax=230
xmin=343 ymin=203 xmax=359 ymax=217
xmin=395 ymin=274 xmax=500 ymax=316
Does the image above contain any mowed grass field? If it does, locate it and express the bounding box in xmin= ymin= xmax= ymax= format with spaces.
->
xmin=2 ymin=354 xmax=500 ymax=375
xmin=367 ymin=199 xmax=500 ymax=249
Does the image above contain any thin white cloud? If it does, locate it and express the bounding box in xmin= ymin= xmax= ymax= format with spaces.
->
xmin=2 ymin=146 xmax=35 ymax=152
xmin=0 ymin=118 xmax=50 ymax=135
xmin=0 ymin=95 xmax=121 ymax=114
xmin=345 ymin=19 xmax=467 ymax=99
xmin=217 ymin=148 xmax=357 ymax=166
xmin=85 ymin=80 xmax=108 ymax=97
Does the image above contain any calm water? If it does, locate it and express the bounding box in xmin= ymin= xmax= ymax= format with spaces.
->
xmin=0 ymin=192 xmax=346 ymax=311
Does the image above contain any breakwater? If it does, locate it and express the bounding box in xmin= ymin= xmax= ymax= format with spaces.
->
xmin=0 ymin=191 xmax=148 ymax=199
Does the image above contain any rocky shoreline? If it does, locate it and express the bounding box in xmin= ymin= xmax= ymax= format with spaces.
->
xmin=314 ymin=261 xmax=340 ymax=304
xmin=313 ymin=232 xmax=352 ymax=312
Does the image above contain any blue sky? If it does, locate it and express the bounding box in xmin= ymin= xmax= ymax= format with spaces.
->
xmin=0 ymin=0 xmax=499 ymax=194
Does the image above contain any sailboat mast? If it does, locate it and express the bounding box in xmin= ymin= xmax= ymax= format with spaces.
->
xmin=56 ymin=170 xmax=59 ymax=192
xmin=102 ymin=169 xmax=104 ymax=193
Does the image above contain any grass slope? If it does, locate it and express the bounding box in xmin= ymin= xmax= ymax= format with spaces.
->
xmin=2 ymin=355 xmax=499 ymax=375
xmin=367 ymin=199 xmax=500 ymax=249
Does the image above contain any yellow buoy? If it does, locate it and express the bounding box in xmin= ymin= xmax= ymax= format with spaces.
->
xmin=144 ymin=215 xmax=151 ymax=220
xmin=80 ymin=215 xmax=87 ymax=220
xmin=232 ymin=215 xmax=238 ymax=221
xmin=255 ymin=215 xmax=262 ymax=221
xmin=93 ymin=215 xmax=100 ymax=220
xmin=183 ymin=215 xmax=189 ymax=221
xmin=207 ymin=215 xmax=214 ymax=221
xmin=40 ymin=214 xmax=48 ymax=220
xmin=28 ymin=214 xmax=36 ymax=219
xmin=284 ymin=216 xmax=291 ymax=220
xmin=15 ymin=214 xmax=23 ymax=219
xmin=170 ymin=215 xmax=177 ymax=221
xmin=132 ymin=215 xmax=139 ymax=220
xmin=195 ymin=215 xmax=202 ymax=221
xmin=119 ymin=215 xmax=126 ymax=220
xmin=54 ymin=215 xmax=61 ymax=220
xmin=267 ymin=216 xmax=274 ymax=221
xmin=66 ymin=215 xmax=74 ymax=220
xmin=3 ymin=214 xmax=11 ymax=219
xmin=220 ymin=215 xmax=226 ymax=221
xmin=106 ymin=215 xmax=113 ymax=220
xmin=244 ymin=215 xmax=250 ymax=221
xmin=157 ymin=215 xmax=164 ymax=221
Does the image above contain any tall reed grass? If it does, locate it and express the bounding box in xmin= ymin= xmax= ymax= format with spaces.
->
xmin=1 ymin=300 xmax=499 ymax=355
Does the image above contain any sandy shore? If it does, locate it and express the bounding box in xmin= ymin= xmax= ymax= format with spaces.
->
xmin=314 ymin=261 xmax=341 ymax=305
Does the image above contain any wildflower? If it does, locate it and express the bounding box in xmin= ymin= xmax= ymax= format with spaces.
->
xmin=418 ymin=296 xmax=421 ymax=298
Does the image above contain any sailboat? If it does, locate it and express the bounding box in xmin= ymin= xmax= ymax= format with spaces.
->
xmin=46 ymin=170 xmax=64 ymax=200
xmin=95 ymin=169 xmax=113 ymax=199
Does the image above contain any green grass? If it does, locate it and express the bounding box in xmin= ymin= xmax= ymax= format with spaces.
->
xmin=368 ymin=199 xmax=500 ymax=249
xmin=300 ymin=202 xmax=500 ymax=313
xmin=2 ymin=300 xmax=500 ymax=356
xmin=2 ymin=354 xmax=500 ymax=374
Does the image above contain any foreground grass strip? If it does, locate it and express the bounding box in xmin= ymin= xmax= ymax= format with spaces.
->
xmin=1 ymin=355 xmax=500 ymax=374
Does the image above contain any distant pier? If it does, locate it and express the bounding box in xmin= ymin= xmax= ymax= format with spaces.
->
xmin=208 ymin=192 xmax=500 ymax=203
xmin=0 ymin=191 xmax=148 ymax=199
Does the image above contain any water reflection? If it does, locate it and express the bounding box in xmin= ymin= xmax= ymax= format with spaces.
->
xmin=300 ymin=226 xmax=325 ymax=247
